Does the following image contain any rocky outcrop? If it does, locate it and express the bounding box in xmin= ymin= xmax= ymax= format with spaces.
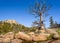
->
xmin=4 ymin=20 xmax=18 ymax=24
xmin=0 ymin=31 xmax=60 ymax=43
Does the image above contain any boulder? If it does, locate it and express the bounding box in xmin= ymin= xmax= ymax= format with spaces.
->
xmin=0 ymin=38 xmax=3 ymax=43
xmin=46 ymin=29 xmax=57 ymax=34
xmin=51 ymin=40 xmax=60 ymax=43
xmin=40 ymin=30 xmax=46 ymax=33
xmin=15 ymin=32 xmax=32 ymax=41
xmin=4 ymin=32 xmax=14 ymax=40
xmin=3 ymin=38 xmax=11 ymax=43
xmin=35 ymin=29 xmax=46 ymax=34
xmin=28 ymin=32 xmax=35 ymax=35
xmin=0 ymin=34 xmax=4 ymax=38
xmin=46 ymin=29 xmax=60 ymax=39
xmin=53 ymin=33 xmax=60 ymax=39
xmin=33 ymin=34 xmax=47 ymax=41
xmin=30 ymin=33 xmax=50 ymax=41
xmin=11 ymin=39 xmax=22 ymax=43
xmin=40 ymin=40 xmax=53 ymax=43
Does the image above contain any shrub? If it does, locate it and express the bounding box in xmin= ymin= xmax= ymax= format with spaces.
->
xmin=47 ymin=34 xmax=54 ymax=40
xmin=57 ymin=28 xmax=60 ymax=35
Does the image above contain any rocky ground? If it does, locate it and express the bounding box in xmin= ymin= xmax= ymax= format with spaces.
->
xmin=0 ymin=29 xmax=60 ymax=43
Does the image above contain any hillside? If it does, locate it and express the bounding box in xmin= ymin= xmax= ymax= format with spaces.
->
xmin=0 ymin=20 xmax=32 ymax=34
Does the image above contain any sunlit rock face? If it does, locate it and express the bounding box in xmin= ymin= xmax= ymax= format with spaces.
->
xmin=15 ymin=32 xmax=32 ymax=41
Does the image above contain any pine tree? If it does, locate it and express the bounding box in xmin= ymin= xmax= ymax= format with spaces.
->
xmin=49 ymin=16 xmax=54 ymax=28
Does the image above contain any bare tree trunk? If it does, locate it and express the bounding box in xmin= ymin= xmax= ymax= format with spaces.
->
xmin=39 ymin=13 xmax=44 ymax=30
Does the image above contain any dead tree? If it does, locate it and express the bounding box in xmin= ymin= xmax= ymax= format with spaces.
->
xmin=30 ymin=0 xmax=51 ymax=30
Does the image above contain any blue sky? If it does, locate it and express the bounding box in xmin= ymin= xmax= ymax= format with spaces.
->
xmin=0 ymin=0 xmax=60 ymax=28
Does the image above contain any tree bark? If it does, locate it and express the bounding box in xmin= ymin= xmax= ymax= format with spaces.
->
xmin=39 ymin=13 xmax=44 ymax=30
